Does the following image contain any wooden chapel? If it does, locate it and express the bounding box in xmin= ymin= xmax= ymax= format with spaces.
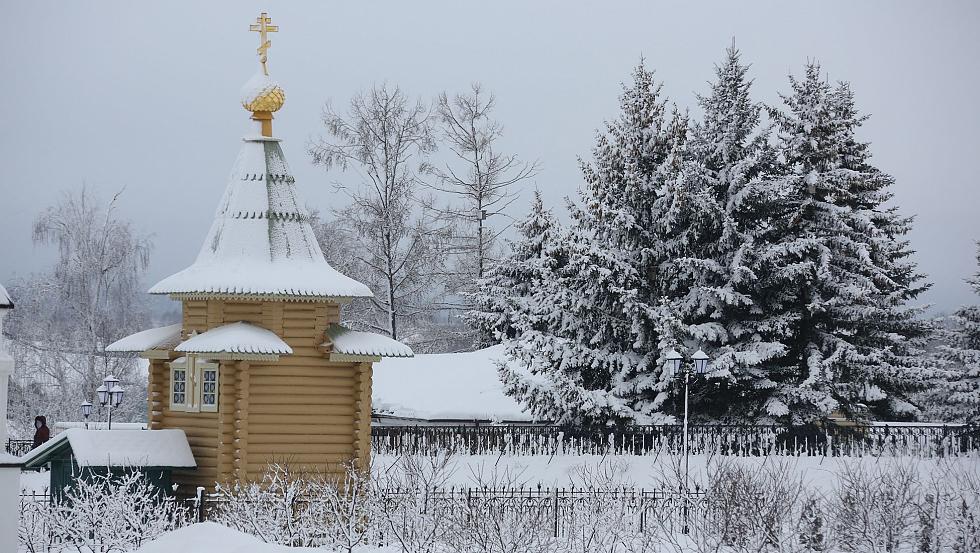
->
xmin=108 ymin=12 xmax=412 ymax=492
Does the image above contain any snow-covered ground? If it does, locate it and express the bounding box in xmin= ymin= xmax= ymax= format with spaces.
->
xmin=133 ymin=522 xmax=399 ymax=553
xmin=19 ymin=469 xmax=49 ymax=494
xmin=21 ymin=452 xmax=976 ymax=494
xmin=373 ymin=345 xmax=531 ymax=422
xmin=374 ymin=452 xmax=978 ymax=491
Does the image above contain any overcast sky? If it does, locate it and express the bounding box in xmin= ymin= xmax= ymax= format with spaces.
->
xmin=0 ymin=1 xmax=977 ymax=313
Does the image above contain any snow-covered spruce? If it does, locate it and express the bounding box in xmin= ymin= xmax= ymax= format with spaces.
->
xmin=932 ymin=244 xmax=980 ymax=422
xmin=491 ymin=55 xmax=935 ymax=426
xmin=498 ymin=63 xmax=688 ymax=425
xmin=467 ymin=190 xmax=560 ymax=347
xmin=668 ymin=45 xmax=791 ymax=422
xmin=760 ymin=63 xmax=935 ymax=422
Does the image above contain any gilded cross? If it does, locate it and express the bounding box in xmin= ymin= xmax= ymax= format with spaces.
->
xmin=249 ymin=12 xmax=278 ymax=75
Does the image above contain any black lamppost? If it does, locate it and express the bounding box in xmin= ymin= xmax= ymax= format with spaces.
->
xmin=664 ymin=348 xmax=712 ymax=534
xmin=95 ymin=375 xmax=125 ymax=430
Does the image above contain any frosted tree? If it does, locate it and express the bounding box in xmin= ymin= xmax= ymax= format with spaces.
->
xmin=309 ymin=84 xmax=448 ymax=341
xmin=670 ymin=46 xmax=793 ymax=421
xmin=466 ymin=189 xmax=559 ymax=346
xmin=500 ymin=63 xmax=689 ymax=425
xmin=432 ymin=84 xmax=538 ymax=286
xmin=5 ymin=187 xmax=152 ymax=430
xmin=762 ymin=63 xmax=934 ymax=422
xmin=931 ymin=245 xmax=980 ymax=422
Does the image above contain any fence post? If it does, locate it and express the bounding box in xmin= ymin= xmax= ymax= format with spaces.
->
xmin=639 ymin=489 xmax=645 ymax=533
xmin=195 ymin=486 xmax=206 ymax=523
xmin=553 ymin=488 xmax=559 ymax=538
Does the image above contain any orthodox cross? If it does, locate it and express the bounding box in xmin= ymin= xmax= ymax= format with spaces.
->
xmin=249 ymin=12 xmax=278 ymax=75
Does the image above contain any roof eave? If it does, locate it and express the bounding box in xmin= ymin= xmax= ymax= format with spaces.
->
xmin=173 ymin=351 xmax=283 ymax=362
xmin=329 ymin=353 xmax=382 ymax=363
xmin=157 ymin=291 xmax=360 ymax=304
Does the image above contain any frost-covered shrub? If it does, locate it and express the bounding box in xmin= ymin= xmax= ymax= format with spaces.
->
xmin=19 ymin=470 xmax=188 ymax=553
xmin=208 ymin=462 xmax=378 ymax=551
xmin=374 ymin=451 xmax=457 ymax=553
xmin=831 ymin=461 xmax=921 ymax=552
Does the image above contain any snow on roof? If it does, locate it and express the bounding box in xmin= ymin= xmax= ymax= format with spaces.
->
xmin=372 ymin=345 xmax=533 ymax=422
xmin=21 ymin=429 xmax=196 ymax=468
xmin=325 ymin=325 xmax=413 ymax=358
xmin=106 ymin=323 xmax=183 ymax=353
xmin=149 ymin=137 xmax=373 ymax=300
xmin=134 ymin=522 xmax=323 ymax=553
xmin=0 ymin=453 xmax=22 ymax=467
xmin=175 ymin=321 xmax=292 ymax=356
xmin=0 ymin=282 xmax=12 ymax=308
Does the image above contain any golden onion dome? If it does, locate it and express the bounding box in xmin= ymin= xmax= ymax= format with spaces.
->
xmin=241 ymin=72 xmax=285 ymax=113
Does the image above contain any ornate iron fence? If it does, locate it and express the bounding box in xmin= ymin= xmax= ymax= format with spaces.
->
xmin=18 ymin=485 xmax=706 ymax=549
xmin=371 ymin=423 xmax=980 ymax=457
xmin=5 ymin=438 xmax=33 ymax=457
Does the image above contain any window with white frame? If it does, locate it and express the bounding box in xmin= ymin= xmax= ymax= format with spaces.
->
xmin=171 ymin=365 xmax=188 ymax=410
xmin=169 ymin=356 xmax=218 ymax=412
xmin=200 ymin=367 xmax=218 ymax=412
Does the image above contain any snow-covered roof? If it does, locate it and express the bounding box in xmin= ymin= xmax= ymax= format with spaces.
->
xmin=372 ymin=345 xmax=533 ymax=422
xmin=0 ymin=453 xmax=22 ymax=467
xmin=0 ymin=282 xmax=12 ymax=309
xmin=21 ymin=429 xmax=196 ymax=468
xmin=175 ymin=321 xmax=292 ymax=356
xmin=149 ymin=137 xmax=373 ymax=300
xmin=106 ymin=323 xmax=183 ymax=353
xmin=324 ymin=325 xmax=413 ymax=359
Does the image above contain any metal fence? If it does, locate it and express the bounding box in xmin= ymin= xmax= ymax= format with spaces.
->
xmin=6 ymin=438 xmax=33 ymax=457
xmin=18 ymin=485 xmax=705 ymax=550
xmin=9 ymin=425 xmax=978 ymax=459
xmin=371 ymin=423 xmax=980 ymax=458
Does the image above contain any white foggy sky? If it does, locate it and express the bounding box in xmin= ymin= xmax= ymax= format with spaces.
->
xmin=0 ymin=1 xmax=977 ymax=313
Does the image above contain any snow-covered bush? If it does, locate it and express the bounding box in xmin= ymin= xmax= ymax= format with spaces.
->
xmin=374 ymin=451 xmax=457 ymax=553
xmin=19 ymin=470 xmax=188 ymax=553
xmin=208 ymin=462 xmax=378 ymax=551
xmin=832 ymin=461 xmax=921 ymax=552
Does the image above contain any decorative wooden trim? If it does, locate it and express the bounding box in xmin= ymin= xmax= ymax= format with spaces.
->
xmin=166 ymin=292 xmax=354 ymax=304
xmin=139 ymin=350 xmax=172 ymax=360
xmin=234 ymin=361 xmax=250 ymax=481
xmin=217 ymin=361 xmax=236 ymax=483
xmin=179 ymin=352 xmax=281 ymax=362
xmin=353 ymin=362 xmax=373 ymax=472
xmin=329 ymin=353 xmax=381 ymax=363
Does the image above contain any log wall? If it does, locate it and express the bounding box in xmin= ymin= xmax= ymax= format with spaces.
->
xmin=160 ymin=298 xmax=368 ymax=492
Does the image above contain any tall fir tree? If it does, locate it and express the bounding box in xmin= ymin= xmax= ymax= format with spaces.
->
xmin=762 ymin=63 xmax=934 ymax=422
xmin=671 ymin=45 xmax=792 ymax=421
xmin=932 ymin=245 xmax=980 ymax=422
xmin=499 ymin=63 xmax=689 ymax=425
xmin=467 ymin=190 xmax=560 ymax=346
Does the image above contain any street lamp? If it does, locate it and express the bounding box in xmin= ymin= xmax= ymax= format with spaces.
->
xmin=96 ymin=375 xmax=125 ymax=430
xmin=80 ymin=401 xmax=93 ymax=429
xmin=664 ymin=347 xmax=713 ymax=534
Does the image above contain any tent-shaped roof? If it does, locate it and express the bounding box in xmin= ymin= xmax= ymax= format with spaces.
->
xmin=324 ymin=325 xmax=413 ymax=360
xmin=106 ymin=323 xmax=183 ymax=353
xmin=175 ymin=321 xmax=292 ymax=357
xmin=21 ymin=429 xmax=196 ymax=469
xmin=0 ymin=282 xmax=12 ymax=309
xmin=149 ymin=136 xmax=373 ymax=300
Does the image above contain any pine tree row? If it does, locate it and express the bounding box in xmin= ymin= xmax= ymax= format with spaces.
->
xmin=469 ymin=47 xmax=962 ymax=425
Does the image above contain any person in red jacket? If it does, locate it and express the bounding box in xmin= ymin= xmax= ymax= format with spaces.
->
xmin=31 ymin=415 xmax=50 ymax=449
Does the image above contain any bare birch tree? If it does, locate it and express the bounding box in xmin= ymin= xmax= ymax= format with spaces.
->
xmin=5 ymin=187 xmax=152 ymax=431
xmin=309 ymin=84 xmax=445 ymax=341
xmin=432 ymin=84 xmax=538 ymax=288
